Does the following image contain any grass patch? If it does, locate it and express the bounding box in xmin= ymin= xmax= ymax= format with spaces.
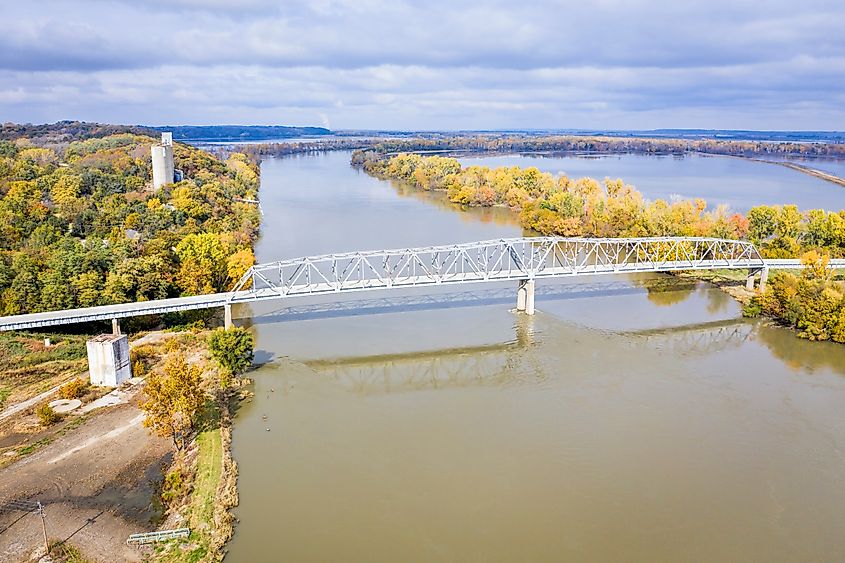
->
xmin=0 ymin=332 xmax=88 ymax=371
xmin=190 ymin=412 xmax=223 ymax=528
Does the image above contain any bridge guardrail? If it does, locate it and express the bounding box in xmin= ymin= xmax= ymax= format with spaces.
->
xmin=127 ymin=527 xmax=191 ymax=545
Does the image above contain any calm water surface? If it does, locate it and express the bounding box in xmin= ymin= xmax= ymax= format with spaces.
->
xmin=228 ymin=151 xmax=845 ymax=562
xmin=458 ymin=152 xmax=845 ymax=212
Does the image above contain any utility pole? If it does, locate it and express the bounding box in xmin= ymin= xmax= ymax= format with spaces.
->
xmin=37 ymin=501 xmax=48 ymax=556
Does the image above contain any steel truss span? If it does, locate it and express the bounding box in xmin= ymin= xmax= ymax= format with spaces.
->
xmin=229 ymin=237 xmax=767 ymax=303
xmin=2 ymin=237 xmax=842 ymax=331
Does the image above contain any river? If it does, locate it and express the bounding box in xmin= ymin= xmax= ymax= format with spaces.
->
xmin=228 ymin=151 xmax=845 ymax=562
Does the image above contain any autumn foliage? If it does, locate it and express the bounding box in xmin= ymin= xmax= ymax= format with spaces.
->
xmin=0 ymin=132 xmax=259 ymax=316
xmin=356 ymin=151 xmax=845 ymax=259
xmin=142 ymin=356 xmax=206 ymax=450
xmin=756 ymin=251 xmax=845 ymax=342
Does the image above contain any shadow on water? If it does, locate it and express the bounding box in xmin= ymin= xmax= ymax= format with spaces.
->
xmin=620 ymin=318 xmax=755 ymax=355
xmin=386 ymin=178 xmax=523 ymax=228
xmin=236 ymin=277 xmax=703 ymax=326
xmin=295 ymin=315 xmax=545 ymax=395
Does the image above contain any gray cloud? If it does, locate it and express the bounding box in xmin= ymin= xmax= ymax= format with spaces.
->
xmin=1 ymin=0 xmax=844 ymax=129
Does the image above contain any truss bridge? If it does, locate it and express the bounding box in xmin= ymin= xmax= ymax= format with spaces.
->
xmin=1 ymin=237 xmax=842 ymax=332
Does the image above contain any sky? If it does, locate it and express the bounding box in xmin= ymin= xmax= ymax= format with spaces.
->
xmin=2 ymin=0 xmax=844 ymax=131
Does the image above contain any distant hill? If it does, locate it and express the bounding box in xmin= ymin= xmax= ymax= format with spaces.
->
xmin=0 ymin=121 xmax=155 ymax=143
xmin=153 ymin=125 xmax=332 ymax=141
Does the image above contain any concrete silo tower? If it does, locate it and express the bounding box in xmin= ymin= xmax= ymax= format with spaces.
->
xmin=151 ymin=132 xmax=175 ymax=190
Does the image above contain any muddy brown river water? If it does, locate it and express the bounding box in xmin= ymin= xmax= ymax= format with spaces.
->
xmin=227 ymin=151 xmax=845 ymax=562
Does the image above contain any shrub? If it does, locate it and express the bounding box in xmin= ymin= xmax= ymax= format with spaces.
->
xmin=742 ymin=297 xmax=763 ymax=318
xmin=207 ymin=327 xmax=254 ymax=379
xmin=163 ymin=338 xmax=181 ymax=353
xmin=58 ymin=377 xmax=87 ymax=399
xmin=37 ymin=404 xmax=61 ymax=426
xmin=132 ymin=359 xmax=146 ymax=378
xmin=161 ymin=464 xmax=190 ymax=504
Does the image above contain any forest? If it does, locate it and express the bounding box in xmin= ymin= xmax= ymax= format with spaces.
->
xmin=0 ymin=132 xmax=260 ymax=318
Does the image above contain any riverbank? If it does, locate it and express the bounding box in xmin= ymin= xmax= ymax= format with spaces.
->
xmin=134 ymin=328 xmax=253 ymax=563
xmin=149 ymin=376 xmax=250 ymax=563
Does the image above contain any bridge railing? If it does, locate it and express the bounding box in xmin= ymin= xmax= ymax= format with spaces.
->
xmin=127 ymin=528 xmax=191 ymax=545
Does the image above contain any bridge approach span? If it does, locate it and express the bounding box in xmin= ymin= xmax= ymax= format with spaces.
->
xmin=1 ymin=237 xmax=842 ymax=331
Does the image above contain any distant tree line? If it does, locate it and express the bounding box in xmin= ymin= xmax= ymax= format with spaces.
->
xmin=242 ymin=133 xmax=845 ymax=163
xmin=0 ymin=131 xmax=260 ymax=317
xmin=158 ymin=125 xmax=331 ymax=141
xmin=0 ymin=120 xmax=155 ymax=144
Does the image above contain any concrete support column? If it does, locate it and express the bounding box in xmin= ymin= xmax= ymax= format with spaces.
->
xmin=111 ymin=318 xmax=121 ymax=335
xmin=224 ymin=304 xmax=233 ymax=329
xmin=516 ymin=280 xmax=528 ymax=311
xmin=759 ymin=267 xmax=769 ymax=292
xmin=746 ymin=269 xmax=757 ymax=291
xmin=524 ymin=280 xmax=535 ymax=315
xmin=517 ymin=279 xmax=535 ymax=315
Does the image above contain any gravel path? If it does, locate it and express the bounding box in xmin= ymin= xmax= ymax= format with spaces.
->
xmin=0 ymin=386 xmax=61 ymax=422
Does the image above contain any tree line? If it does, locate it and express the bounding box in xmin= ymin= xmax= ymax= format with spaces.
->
xmin=0 ymin=132 xmax=261 ymax=317
xmin=245 ymin=132 xmax=845 ymax=161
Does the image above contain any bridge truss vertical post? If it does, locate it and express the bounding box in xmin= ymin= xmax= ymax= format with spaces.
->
xmin=224 ymin=304 xmax=233 ymax=330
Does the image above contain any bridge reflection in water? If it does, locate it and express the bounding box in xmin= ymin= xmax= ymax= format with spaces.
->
xmin=301 ymin=317 xmax=755 ymax=396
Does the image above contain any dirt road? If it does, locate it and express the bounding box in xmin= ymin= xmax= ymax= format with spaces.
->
xmin=0 ymin=396 xmax=170 ymax=562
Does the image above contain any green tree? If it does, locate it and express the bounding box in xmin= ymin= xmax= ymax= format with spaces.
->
xmin=175 ymin=232 xmax=230 ymax=294
xmin=745 ymin=205 xmax=777 ymax=242
xmin=207 ymin=327 xmax=254 ymax=382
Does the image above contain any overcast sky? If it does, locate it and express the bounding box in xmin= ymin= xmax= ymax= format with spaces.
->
xmin=2 ymin=0 xmax=844 ymax=130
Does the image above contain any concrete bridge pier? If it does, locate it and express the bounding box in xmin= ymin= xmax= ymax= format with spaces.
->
xmin=516 ymin=279 xmax=535 ymax=315
xmin=111 ymin=318 xmax=121 ymax=335
xmin=759 ymin=267 xmax=769 ymax=292
xmin=745 ymin=268 xmax=770 ymax=292
xmin=224 ymin=304 xmax=233 ymax=329
xmin=746 ymin=269 xmax=757 ymax=290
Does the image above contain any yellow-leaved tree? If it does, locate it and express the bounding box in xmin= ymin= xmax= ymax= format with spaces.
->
xmin=142 ymin=356 xmax=206 ymax=450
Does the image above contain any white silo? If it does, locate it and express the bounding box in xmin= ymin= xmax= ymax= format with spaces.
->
xmin=151 ymin=132 xmax=175 ymax=190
